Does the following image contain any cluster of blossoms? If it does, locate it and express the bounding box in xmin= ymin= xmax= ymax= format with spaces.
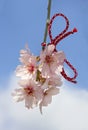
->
xmin=12 ymin=44 xmax=65 ymax=113
xmin=12 ymin=13 xmax=78 ymax=114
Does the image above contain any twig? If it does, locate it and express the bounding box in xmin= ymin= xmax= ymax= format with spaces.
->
xmin=43 ymin=0 xmax=52 ymax=43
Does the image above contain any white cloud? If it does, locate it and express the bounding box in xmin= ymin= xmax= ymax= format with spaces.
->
xmin=0 ymin=74 xmax=88 ymax=130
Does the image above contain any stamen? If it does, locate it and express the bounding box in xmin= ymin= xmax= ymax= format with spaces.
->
xmin=24 ymin=87 xmax=33 ymax=95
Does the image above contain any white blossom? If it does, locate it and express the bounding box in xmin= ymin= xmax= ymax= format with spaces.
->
xmin=40 ymin=44 xmax=65 ymax=77
xmin=16 ymin=47 xmax=37 ymax=79
xmin=39 ymin=87 xmax=59 ymax=114
xmin=12 ymin=79 xmax=43 ymax=109
xmin=12 ymin=45 xmax=65 ymax=113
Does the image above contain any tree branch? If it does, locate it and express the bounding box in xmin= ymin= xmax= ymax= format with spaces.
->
xmin=43 ymin=0 xmax=52 ymax=43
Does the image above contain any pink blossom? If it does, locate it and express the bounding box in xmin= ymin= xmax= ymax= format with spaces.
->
xmin=47 ymin=74 xmax=63 ymax=87
xmin=16 ymin=47 xmax=37 ymax=79
xmin=12 ymin=79 xmax=43 ymax=109
xmin=39 ymin=87 xmax=59 ymax=114
xmin=12 ymin=45 xmax=65 ymax=113
xmin=40 ymin=44 xmax=65 ymax=77
xmin=19 ymin=47 xmax=32 ymax=65
xmin=41 ymin=74 xmax=62 ymax=90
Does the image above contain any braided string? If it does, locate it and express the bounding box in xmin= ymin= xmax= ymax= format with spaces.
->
xmin=54 ymin=28 xmax=77 ymax=46
xmin=42 ymin=13 xmax=78 ymax=83
xmin=48 ymin=13 xmax=77 ymax=45
xmin=48 ymin=13 xmax=78 ymax=83
xmin=61 ymin=59 xmax=78 ymax=83
xmin=48 ymin=13 xmax=69 ymax=43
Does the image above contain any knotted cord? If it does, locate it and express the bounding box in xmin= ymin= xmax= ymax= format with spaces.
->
xmin=42 ymin=13 xmax=78 ymax=83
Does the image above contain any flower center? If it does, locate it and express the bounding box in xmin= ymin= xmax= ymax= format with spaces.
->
xmin=24 ymin=87 xmax=33 ymax=96
xmin=45 ymin=55 xmax=53 ymax=64
xmin=27 ymin=65 xmax=35 ymax=73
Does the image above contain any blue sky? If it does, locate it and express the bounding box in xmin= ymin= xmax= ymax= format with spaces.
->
xmin=0 ymin=0 xmax=88 ymax=130
xmin=0 ymin=0 xmax=88 ymax=88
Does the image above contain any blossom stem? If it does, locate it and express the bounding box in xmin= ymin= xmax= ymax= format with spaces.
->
xmin=43 ymin=0 xmax=52 ymax=43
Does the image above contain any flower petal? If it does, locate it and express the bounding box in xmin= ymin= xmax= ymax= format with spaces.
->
xmin=47 ymin=87 xmax=60 ymax=95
